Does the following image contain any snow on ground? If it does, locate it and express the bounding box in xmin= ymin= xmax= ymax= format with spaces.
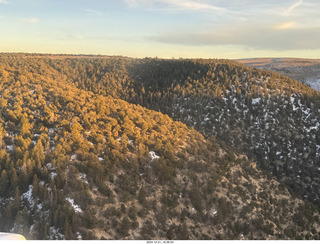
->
xmin=70 ymin=154 xmax=77 ymax=161
xmin=37 ymin=203 xmax=43 ymax=210
xmin=49 ymin=227 xmax=65 ymax=240
xmin=6 ymin=145 xmax=14 ymax=151
xmin=306 ymin=122 xmax=320 ymax=133
xmin=22 ymin=185 xmax=34 ymax=207
xmin=29 ymin=224 xmax=35 ymax=236
xmin=290 ymin=96 xmax=295 ymax=104
xmin=149 ymin=151 xmax=160 ymax=160
xmin=51 ymin=172 xmax=57 ymax=179
xmin=252 ymin=98 xmax=261 ymax=104
xmin=79 ymin=173 xmax=89 ymax=184
xmin=66 ymin=197 xmax=82 ymax=213
xmin=76 ymin=232 xmax=82 ymax=240
xmin=232 ymin=97 xmax=237 ymax=104
xmin=46 ymin=163 xmax=53 ymax=169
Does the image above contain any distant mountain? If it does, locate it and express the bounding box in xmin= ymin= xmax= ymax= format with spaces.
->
xmin=0 ymin=54 xmax=320 ymax=240
xmin=236 ymin=58 xmax=320 ymax=91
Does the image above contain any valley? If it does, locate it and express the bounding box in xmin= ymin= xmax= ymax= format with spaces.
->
xmin=0 ymin=53 xmax=319 ymax=240
xmin=237 ymin=58 xmax=320 ymax=91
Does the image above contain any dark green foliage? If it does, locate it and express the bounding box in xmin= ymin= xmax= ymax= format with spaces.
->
xmin=0 ymin=170 xmax=9 ymax=196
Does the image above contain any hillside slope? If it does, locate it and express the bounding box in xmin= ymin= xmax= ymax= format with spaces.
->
xmin=41 ymin=56 xmax=320 ymax=210
xmin=0 ymin=54 xmax=319 ymax=240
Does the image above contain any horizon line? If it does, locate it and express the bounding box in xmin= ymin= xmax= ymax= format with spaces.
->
xmin=1 ymin=51 xmax=320 ymax=61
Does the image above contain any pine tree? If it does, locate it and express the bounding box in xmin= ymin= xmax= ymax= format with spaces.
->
xmin=13 ymin=186 xmax=21 ymax=213
xmin=32 ymin=174 xmax=39 ymax=199
xmin=32 ymin=140 xmax=45 ymax=170
xmin=0 ymin=170 xmax=9 ymax=196
xmin=64 ymin=218 xmax=73 ymax=240
xmin=20 ymin=114 xmax=32 ymax=137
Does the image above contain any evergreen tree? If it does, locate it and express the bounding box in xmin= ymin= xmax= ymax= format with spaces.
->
xmin=0 ymin=170 xmax=9 ymax=196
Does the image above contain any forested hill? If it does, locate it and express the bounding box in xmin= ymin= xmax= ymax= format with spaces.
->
xmin=42 ymin=55 xmax=320 ymax=208
xmin=0 ymin=54 xmax=320 ymax=240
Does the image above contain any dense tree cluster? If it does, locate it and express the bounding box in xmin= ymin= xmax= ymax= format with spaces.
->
xmin=0 ymin=53 xmax=319 ymax=240
xmin=44 ymin=56 xmax=320 ymax=208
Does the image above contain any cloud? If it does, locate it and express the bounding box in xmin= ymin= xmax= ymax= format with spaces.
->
xmin=283 ymin=0 xmax=304 ymax=15
xmin=21 ymin=18 xmax=40 ymax=24
xmin=148 ymin=25 xmax=320 ymax=51
xmin=124 ymin=0 xmax=227 ymax=13
xmin=160 ymin=0 xmax=226 ymax=12
xmin=274 ymin=21 xmax=297 ymax=30
xmin=124 ymin=0 xmax=139 ymax=7
xmin=84 ymin=9 xmax=102 ymax=16
xmin=0 ymin=0 xmax=7 ymax=4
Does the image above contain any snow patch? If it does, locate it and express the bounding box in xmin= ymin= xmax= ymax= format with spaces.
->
xmin=149 ymin=151 xmax=160 ymax=160
xmin=51 ymin=172 xmax=57 ymax=179
xmin=6 ymin=145 xmax=14 ymax=151
xmin=306 ymin=122 xmax=320 ymax=133
xmin=79 ymin=173 xmax=88 ymax=184
xmin=66 ymin=197 xmax=82 ymax=213
xmin=252 ymin=98 xmax=261 ymax=104
xmin=30 ymin=224 xmax=35 ymax=235
xmin=70 ymin=154 xmax=77 ymax=161
xmin=22 ymin=185 xmax=34 ymax=207
xmin=76 ymin=231 xmax=82 ymax=240
xmin=49 ymin=227 xmax=65 ymax=240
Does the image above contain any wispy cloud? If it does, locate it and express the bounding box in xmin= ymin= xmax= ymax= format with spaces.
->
xmin=274 ymin=21 xmax=297 ymax=30
xmin=21 ymin=18 xmax=40 ymax=24
xmin=0 ymin=0 xmax=7 ymax=4
xmin=283 ymin=0 xmax=304 ymax=15
xmin=84 ymin=9 xmax=102 ymax=16
xmin=148 ymin=25 xmax=320 ymax=51
xmin=124 ymin=0 xmax=227 ymax=13
xmin=161 ymin=0 xmax=226 ymax=12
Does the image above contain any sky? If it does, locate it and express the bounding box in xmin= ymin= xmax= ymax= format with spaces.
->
xmin=0 ymin=0 xmax=319 ymax=59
